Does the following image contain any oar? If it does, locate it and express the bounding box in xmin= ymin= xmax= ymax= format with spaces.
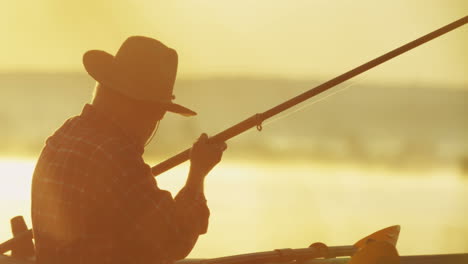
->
xmin=182 ymin=225 xmax=401 ymax=264
xmin=2 ymin=225 xmax=468 ymax=263
xmin=0 ymin=216 xmax=34 ymax=257
xmin=0 ymin=230 xmax=32 ymax=255
xmin=151 ymin=16 xmax=468 ymax=176
xmin=0 ymin=225 xmax=397 ymax=258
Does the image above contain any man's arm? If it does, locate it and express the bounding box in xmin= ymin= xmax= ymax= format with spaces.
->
xmin=100 ymin=133 xmax=226 ymax=261
xmin=166 ymin=133 xmax=227 ymax=259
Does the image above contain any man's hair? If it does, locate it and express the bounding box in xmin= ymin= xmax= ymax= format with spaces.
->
xmin=92 ymin=83 xmax=166 ymax=119
xmin=92 ymin=83 xmax=142 ymax=108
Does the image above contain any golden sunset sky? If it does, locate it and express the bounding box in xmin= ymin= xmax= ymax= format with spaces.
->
xmin=0 ymin=1 xmax=467 ymax=256
xmin=0 ymin=1 xmax=467 ymax=86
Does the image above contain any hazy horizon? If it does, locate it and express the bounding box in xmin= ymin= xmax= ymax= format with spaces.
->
xmin=1 ymin=72 xmax=467 ymax=173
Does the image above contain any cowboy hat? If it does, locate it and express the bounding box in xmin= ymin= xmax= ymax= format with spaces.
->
xmin=82 ymin=36 xmax=196 ymax=116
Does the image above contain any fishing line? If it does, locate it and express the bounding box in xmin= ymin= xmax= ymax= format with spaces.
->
xmin=262 ymin=75 xmax=370 ymax=128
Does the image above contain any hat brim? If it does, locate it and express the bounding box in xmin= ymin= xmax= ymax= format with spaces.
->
xmin=165 ymin=102 xmax=197 ymax=117
xmin=83 ymin=50 xmax=197 ymax=117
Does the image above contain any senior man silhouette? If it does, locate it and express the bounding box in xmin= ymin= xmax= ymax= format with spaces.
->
xmin=32 ymin=36 xmax=227 ymax=264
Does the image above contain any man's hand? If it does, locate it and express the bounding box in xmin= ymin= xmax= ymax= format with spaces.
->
xmin=189 ymin=133 xmax=227 ymax=178
xmin=186 ymin=133 xmax=226 ymax=194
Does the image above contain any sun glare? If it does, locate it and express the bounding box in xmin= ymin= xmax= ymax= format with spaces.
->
xmin=0 ymin=158 xmax=35 ymax=240
xmin=0 ymin=158 xmax=35 ymax=198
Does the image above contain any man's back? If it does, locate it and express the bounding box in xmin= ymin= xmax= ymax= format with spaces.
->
xmin=32 ymin=104 xmax=210 ymax=264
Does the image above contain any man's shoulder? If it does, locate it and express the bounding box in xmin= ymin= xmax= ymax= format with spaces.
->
xmin=46 ymin=115 xmax=138 ymax=160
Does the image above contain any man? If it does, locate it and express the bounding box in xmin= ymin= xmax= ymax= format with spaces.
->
xmin=31 ymin=36 xmax=227 ymax=264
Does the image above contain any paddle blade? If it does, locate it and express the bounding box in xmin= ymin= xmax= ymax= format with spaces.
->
xmin=349 ymin=240 xmax=400 ymax=264
xmin=354 ymin=225 xmax=400 ymax=248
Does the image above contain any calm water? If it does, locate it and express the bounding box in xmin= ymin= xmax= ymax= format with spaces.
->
xmin=0 ymin=158 xmax=467 ymax=257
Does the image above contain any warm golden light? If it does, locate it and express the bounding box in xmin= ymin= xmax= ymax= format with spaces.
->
xmin=0 ymin=1 xmax=467 ymax=261
xmin=0 ymin=159 xmax=34 ymax=240
xmin=1 ymin=159 xmax=467 ymax=256
xmin=0 ymin=1 xmax=466 ymax=86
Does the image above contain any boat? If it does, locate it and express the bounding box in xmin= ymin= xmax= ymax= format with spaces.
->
xmin=1 ymin=216 xmax=467 ymax=264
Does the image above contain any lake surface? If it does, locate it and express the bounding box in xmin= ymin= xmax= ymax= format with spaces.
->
xmin=0 ymin=158 xmax=467 ymax=257
xmin=1 ymin=74 xmax=467 ymax=257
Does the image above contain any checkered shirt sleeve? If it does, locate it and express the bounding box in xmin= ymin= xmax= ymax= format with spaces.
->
xmin=89 ymin=140 xmax=210 ymax=262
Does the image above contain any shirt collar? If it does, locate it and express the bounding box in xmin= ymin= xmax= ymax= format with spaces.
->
xmin=80 ymin=104 xmax=144 ymax=155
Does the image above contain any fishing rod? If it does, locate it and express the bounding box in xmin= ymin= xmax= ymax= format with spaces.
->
xmin=151 ymin=16 xmax=467 ymax=176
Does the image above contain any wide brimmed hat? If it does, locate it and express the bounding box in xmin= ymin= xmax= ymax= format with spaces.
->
xmin=83 ymin=36 xmax=196 ymax=117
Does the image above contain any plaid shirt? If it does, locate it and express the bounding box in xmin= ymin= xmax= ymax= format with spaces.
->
xmin=31 ymin=104 xmax=209 ymax=264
